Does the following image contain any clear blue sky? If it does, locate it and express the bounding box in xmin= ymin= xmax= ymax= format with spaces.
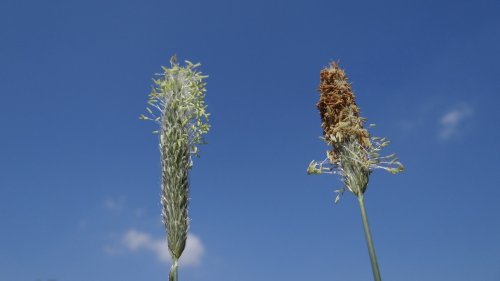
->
xmin=1 ymin=0 xmax=499 ymax=280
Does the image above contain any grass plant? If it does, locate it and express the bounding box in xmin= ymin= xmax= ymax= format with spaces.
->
xmin=307 ymin=62 xmax=403 ymax=281
xmin=141 ymin=56 xmax=210 ymax=281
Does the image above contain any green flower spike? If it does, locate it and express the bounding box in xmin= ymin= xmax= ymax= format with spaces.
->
xmin=141 ymin=55 xmax=210 ymax=281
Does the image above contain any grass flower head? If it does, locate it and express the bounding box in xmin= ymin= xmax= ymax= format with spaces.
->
xmin=141 ymin=56 xmax=209 ymax=281
xmin=307 ymin=62 xmax=403 ymax=201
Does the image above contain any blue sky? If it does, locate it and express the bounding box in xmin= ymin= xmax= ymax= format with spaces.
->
xmin=1 ymin=0 xmax=500 ymax=280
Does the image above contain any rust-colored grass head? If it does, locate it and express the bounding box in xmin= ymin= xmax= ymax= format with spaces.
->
xmin=308 ymin=61 xmax=403 ymax=200
xmin=317 ymin=62 xmax=370 ymax=162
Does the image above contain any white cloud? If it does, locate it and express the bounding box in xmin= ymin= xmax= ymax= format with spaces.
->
xmin=123 ymin=229 xmax=150 ymax=250
xmin=122 ymin=229 xmax=204 ymax=267
xmin=438 ymin=104 xmax=473 ymax=140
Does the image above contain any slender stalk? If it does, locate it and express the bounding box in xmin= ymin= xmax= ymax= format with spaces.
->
xmin=169 ymin=258 xmax=179 ymax=281
xmin=357 ymin=194 xmax=382 ymax=281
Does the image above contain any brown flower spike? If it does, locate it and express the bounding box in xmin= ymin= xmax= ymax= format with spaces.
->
xmin=308 ymin=61 xmax=403 ymax=198
xmin=318 ymin=62 xmax=371 ymax=162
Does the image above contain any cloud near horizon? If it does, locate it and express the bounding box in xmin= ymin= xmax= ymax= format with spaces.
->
xmin=438 ymin=104 xmax=473 ymax=140
xmin=122 ymin=229 xmax=204 ymax=267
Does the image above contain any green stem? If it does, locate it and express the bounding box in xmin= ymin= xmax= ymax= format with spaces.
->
xmin=357 ymin=194 xmax=382 ymax=281
xmin=169 ymin=258 xmax=178 ymax=281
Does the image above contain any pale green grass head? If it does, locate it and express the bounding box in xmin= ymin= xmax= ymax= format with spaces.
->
xmin=141 ymin=56 xmax=209 ymax=281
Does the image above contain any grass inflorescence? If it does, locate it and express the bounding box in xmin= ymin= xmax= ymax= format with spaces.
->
xmin=141 ymin=56 xmax=209 ymax=281
xmin=307 ymin=61 xmax=403 ymax=281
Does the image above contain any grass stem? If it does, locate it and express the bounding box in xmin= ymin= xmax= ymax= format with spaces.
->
xmin=357 ymin=195 xmax=382 ymax=281
xmin=169 ymin=259 xmax=178 ymax=281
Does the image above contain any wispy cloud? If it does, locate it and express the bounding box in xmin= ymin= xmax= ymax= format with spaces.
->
xmin=103 ymin=196 xmax=126 ymax=212
xmin=121 ymin=229 xmax=204 ymax=266
xmin=438 ymin=104 xmax=473 ymax=140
